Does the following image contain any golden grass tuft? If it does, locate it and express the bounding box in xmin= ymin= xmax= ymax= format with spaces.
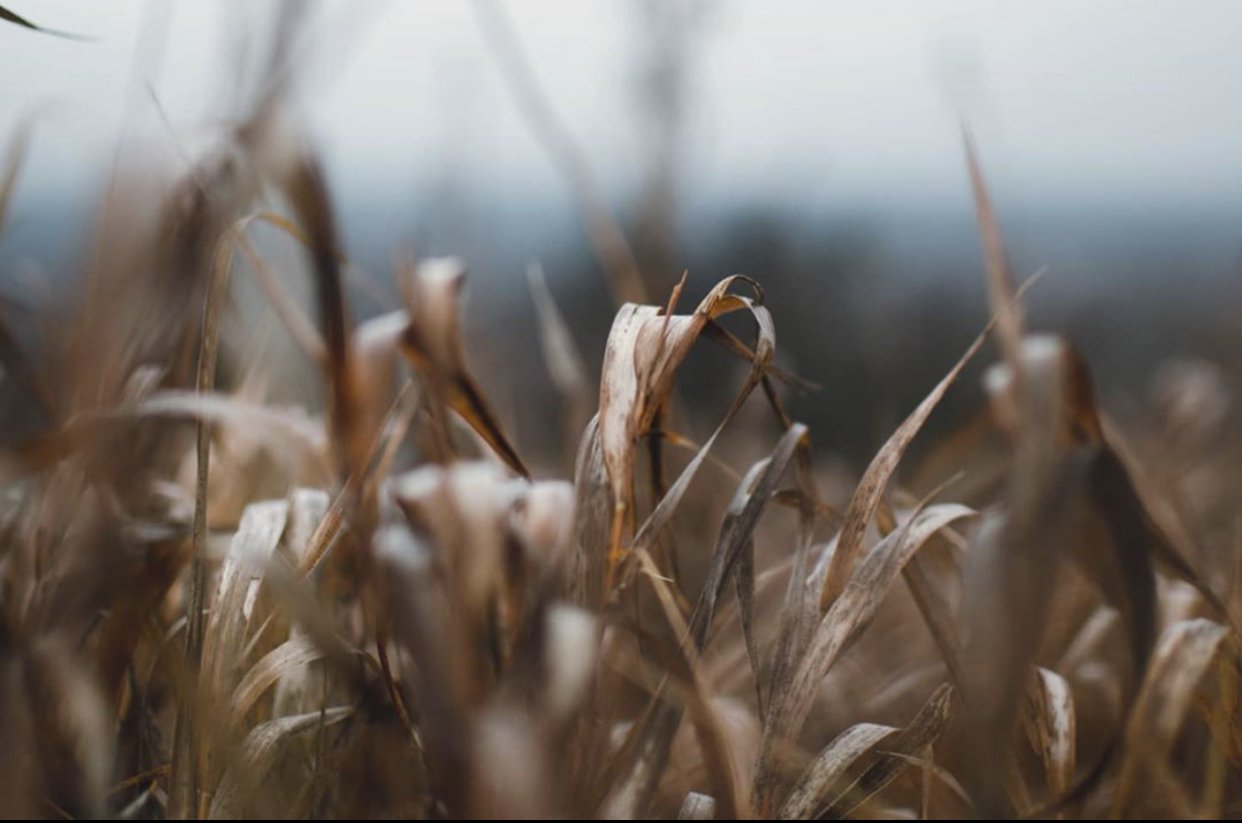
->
xmin=0 ymin=38 xmax=1240 ymax=822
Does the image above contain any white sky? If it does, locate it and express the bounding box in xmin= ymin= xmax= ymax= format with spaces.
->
xmin=3 ymin=1 xmax=1242 ymax=209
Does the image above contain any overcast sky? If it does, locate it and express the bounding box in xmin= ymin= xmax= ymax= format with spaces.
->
xmin=3 ymin=1 xmax=1242 ymax=213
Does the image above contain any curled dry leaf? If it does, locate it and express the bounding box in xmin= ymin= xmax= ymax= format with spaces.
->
xmin=571 ymin=275 xmax=778 ymax=607
xmin=611 ymin=278 xmax=777 ymax=590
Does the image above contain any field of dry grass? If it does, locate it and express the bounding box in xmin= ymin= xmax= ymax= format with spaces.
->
xmin=3 ymin=9 xmax=1242 ymax=821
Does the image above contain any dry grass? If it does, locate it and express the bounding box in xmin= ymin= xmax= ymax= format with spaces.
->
xmin=2 ymin=23 xmax=1242 ymax=822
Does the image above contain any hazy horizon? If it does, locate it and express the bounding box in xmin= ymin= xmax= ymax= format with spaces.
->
xmin=3 ymin=1 xmax=1242 ymax=208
